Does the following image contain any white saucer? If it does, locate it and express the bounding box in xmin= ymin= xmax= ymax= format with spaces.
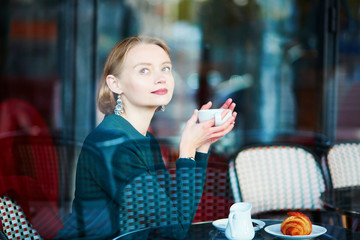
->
xmin=212 ymin=218 xmax=265 ymax=232
xmin=264 ymin=224 xmax=327 ymax=239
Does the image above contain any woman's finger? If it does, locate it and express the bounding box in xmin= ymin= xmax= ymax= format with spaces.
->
xmin=200 ymin=101 xmax=212 ymax=110
xmin=229 ymin=102 xmax=236 ymax=112
xmin=221 ymin=109 xmax=231 ymax=119
xmin=200 ymin=117 xmax=216 ymax=127
xmin=209 ymin=122 xmax=235 ymax=141
xmin=187 ymin=109 xmax=199 ymax=124
xmin=209 ymin=112 xmax=236 ymax=131
xmin=220 ymin=98 xmax=233 ymax=109
xmin=232 ymin=112 xmax=237 ymax=122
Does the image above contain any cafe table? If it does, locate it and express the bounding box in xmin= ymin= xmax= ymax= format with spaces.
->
xmin=114 ymin=219 xmax=360 ymax=240
xmin=320 ymin=186 xmax=360 ymax=231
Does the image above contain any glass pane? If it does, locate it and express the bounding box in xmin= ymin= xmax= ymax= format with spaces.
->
xmin=1 ymin=0 xmax=359 ymax=238
xmin=0 ymin=1 xmax=61 ymax=136
xmin=120 ymin=0 xmax=326 ymax=154
xmin=336 ymin=0 xmax=360 ymax=141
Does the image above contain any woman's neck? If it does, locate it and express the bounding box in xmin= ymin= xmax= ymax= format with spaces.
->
xmin=121 ymin=107 xmax=155 ymax=136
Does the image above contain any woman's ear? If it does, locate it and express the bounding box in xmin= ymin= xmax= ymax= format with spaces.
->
xmin=106 ymin=75 xmax=122 ymax=94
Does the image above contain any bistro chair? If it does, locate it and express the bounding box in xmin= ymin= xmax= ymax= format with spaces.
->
xmin=193 ymin=160 xmax=234 ymax=222
xmin=326 ymin=142 xmax=360 ymax=188
xmin=229 ymin=159 xmax=241 ymax=203
xmin=118 ymin=166 xmax=205 ymax=239
xmin=0 ymin=134 xmax=84 ymax=239
xmin=230 ymin=144 xmax=326 ymax=218
xmin=0 ymin=196 xmax=42 ymax=240
xmin=0 ymin=134 xmax=60 ymax=209
xmin=0 ymin=134 xmax=63 ymax=239
xmin=159 ymin=140 xmax=234 ymax=222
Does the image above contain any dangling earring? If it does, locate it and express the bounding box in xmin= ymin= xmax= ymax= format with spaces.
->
xmin=114 ymin=94 xmax=124 ymax=115
xmin=160 ymin=105 xmax=165 ymax=112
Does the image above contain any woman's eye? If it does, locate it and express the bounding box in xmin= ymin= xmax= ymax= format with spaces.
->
xmin=162 ymin=66 xmax=171 ymax=72
xmin=140 ymin=68 xmax=149 ymax=74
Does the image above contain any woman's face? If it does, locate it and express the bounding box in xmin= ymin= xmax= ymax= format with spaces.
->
xmin=118 ymin=43 xmax=174 ymax=112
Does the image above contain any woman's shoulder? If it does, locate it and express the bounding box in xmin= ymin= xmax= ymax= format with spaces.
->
xmin=85 ymin=115 xmax=130 ymax=143
xmin=87 ymin=126 xmax=128 ymax=144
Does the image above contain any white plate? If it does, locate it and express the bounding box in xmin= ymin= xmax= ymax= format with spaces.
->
xmin=212 ymin=219 xmax=265 ymax=232
xmin=264 ymin=224 xmax=327 ymax=239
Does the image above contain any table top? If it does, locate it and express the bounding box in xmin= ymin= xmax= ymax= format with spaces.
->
xmin=320 ymin=186 xmax=360 ymax=216
xmin=114 ymin=219 xmax=360 ymax=240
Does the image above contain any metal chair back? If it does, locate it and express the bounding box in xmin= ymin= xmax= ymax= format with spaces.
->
xmin=231 ymin=144 xmax=326 ymax=214
xmin=0 ymin=196 xmax=42 ymax=240
xmin=327 ymin=142 xmax=360 ymax=188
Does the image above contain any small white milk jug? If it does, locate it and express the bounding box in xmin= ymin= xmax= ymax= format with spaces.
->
xmin=225 ymin=202 xmax=255 ymax=240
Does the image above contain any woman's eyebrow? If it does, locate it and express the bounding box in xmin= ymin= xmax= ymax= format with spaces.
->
xmin=133 ymin=62 xmax=152 ymax=69
xmin=162 ymin=61 xmax=172 ymax=65
xmin=133 ymin=61 xmax=172 ymax=69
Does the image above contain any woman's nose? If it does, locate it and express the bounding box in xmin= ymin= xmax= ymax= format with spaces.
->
xmin=155 ymin=72 xmax=166 ymax=84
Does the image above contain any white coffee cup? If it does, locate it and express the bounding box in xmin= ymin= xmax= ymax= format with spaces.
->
xmin=198 ymin=109 xmax=232 ymax=126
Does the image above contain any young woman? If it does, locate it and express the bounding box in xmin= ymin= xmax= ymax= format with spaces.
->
xmin=56 ymin=36 xmax=236 ymax=240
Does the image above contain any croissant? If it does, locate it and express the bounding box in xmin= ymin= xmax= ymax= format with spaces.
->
xmin=280 ymin=212 xmax=312 ymax=236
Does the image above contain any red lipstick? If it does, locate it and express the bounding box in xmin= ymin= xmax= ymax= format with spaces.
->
xmin=151 ymin=88 xmax=168 ymax=95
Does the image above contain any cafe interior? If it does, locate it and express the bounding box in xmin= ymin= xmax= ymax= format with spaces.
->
xmin=0 ymin=0 xmax=359 ymax=239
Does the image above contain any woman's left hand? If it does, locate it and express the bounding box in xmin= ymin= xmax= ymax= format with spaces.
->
xmin=200 ymin=98 xmax=236 ymax=113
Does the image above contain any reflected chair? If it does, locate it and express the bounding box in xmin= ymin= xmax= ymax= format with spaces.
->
xmin=119 ymin=170 xmax=179 ymax=235
xmin=193 ymin=160 xmax=234 ymax=222
xmin=230 ymin=144 xmax=326 ymax=218
xmin=52 ymin=138 xmax=83 ymax=219
xmin=159 ymin=139 xmax=234 ymax=222
xmin=326 ymin=142 xmax=360 ymax=188
xmin=0 ymin=134 xmax=83 ymax=239
xmin=161 ymin=160 xmax=234 ymax=224
xmin=0 ymin=134 xmax=62 ymax=239
xmin=117 ymin=166 xmax=205 ymax=239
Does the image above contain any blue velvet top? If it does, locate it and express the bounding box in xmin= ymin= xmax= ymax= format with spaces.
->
xmin=55 ymin=114 xmax=208 ymax=240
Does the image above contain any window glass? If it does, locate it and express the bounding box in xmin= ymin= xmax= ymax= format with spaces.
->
xmin=0 ymin=0 xmax=61 ymax=136
xmin=336 ymin=0 xmax=360 ymax=141
xmin=119 ymin=0 xmax=329 ymax=154
xmin=1 ymin=0 xmax=360 ymax=238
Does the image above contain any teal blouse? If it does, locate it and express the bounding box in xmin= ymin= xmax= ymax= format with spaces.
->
xmin=56 ymin=114 xmax=208 ymax=240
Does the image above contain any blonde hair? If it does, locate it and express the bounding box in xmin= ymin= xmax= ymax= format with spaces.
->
xmin=97 ymin=35 xmax=170 ymax=115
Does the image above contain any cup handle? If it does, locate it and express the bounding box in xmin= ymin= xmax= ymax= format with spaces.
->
xmin=227 ymin=212 xmax=234 ymax=236
xmin=215 ymin=112 xmax=223 ymax=126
